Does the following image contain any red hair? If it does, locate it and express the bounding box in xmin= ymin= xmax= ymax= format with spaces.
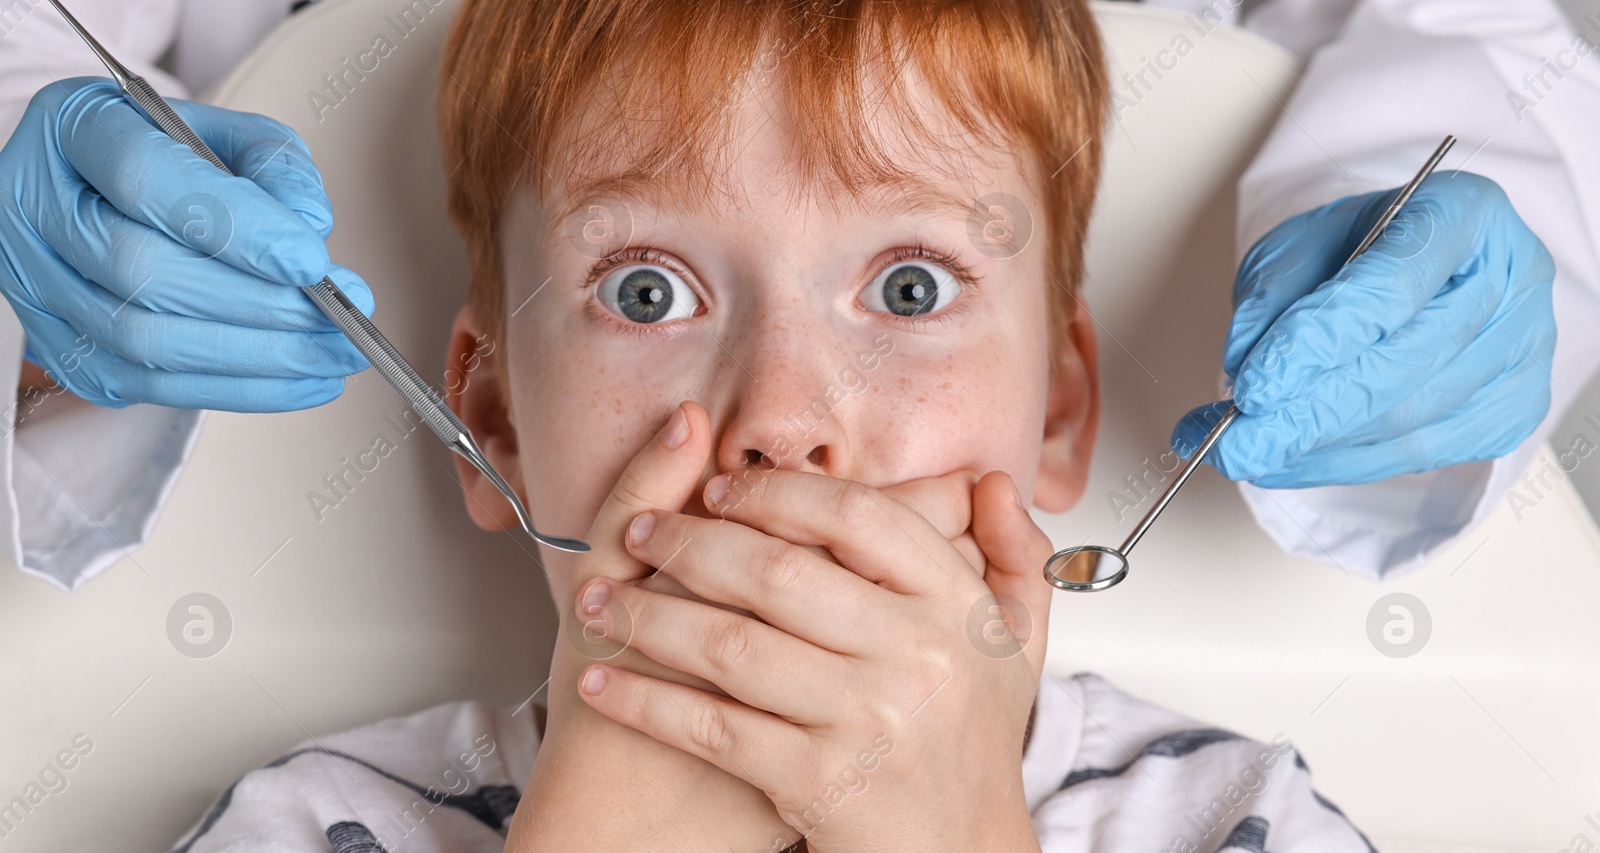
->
xmin=438 ymin=0 xmax=1109 ymax=378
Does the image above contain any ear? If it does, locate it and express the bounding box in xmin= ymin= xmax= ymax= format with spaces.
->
xmin=1032 ymin=297 xmax=1099 ymax=513
xmin=445 ymin=302 xmax=523 ymax=531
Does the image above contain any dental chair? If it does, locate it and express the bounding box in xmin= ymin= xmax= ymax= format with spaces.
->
xmin=0 ymin=1 xmax=1594 ymax=850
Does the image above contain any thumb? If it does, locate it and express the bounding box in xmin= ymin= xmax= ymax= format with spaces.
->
xmin=1171 ymin=399 xmax=1239 ymax=476
xmin=970 ymin=470 xmax=1056 ymax=681
xmin=575 ymin=399 xmax=712 ymax=592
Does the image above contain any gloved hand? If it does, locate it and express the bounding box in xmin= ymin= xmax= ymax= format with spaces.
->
xmin=1172 ymin=172 xmax=1556 ymax=489
xmin=0 ymin=76 xmax=375 ymax=411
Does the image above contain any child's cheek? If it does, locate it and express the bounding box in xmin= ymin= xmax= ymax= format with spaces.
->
xmin=869 ymin=371 xmax=1019 ymax=483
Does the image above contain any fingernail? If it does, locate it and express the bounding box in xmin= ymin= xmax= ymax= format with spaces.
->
xmin=627 ymin=512 xmax=655 ymax=548
xmin=581 ymin=580 xmax=610 ymax=614
xmin=580 ymin=666 xmax=608 ymax=695
xmin=705 ymin=474 xmax=730 ymax=507
xmin=661 ymin=404 xmax=690 ymax=449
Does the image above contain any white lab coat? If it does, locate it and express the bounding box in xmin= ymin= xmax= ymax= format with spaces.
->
xmin=1166 ymin=0 xmax=1600 ymax=574
xmin=0 ymin=0 xmax=1595 ymax=589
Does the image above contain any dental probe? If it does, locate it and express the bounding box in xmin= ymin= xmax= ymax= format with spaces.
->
xmin=45 ymin=0 xmax=589 ymax=554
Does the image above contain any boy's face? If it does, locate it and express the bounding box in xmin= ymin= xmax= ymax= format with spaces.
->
xmin=448 ymin=61 xmax=1100 ymax=595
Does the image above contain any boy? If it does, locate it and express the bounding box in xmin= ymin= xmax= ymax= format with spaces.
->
xmin=174 ymin=0 xmax=1374 ymax=850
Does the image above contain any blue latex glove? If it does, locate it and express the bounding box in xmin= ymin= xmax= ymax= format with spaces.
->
xmin=0 ymin=76 xmax=375 ymax=411
xmin=1172 ymin=172 xmax=1556 ymax=488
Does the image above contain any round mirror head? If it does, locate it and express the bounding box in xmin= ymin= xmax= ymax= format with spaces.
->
xmin=1044 ymin=546 xmax=1129 ymax=592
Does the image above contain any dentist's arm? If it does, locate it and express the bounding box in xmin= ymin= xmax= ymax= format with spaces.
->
xmin=0 ymin=0 xmax=190 ymax=590
xmin=1171 ymin=0 xmax=1600 ymax=578
xmin=0 ymin=1 xmax=372 ymax=589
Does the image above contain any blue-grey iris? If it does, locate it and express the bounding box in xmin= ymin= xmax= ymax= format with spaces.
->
xmin=617 ymin=268 xmax=673 ymax=323
xmin=883 ymin=265 xmax=938 ymax=316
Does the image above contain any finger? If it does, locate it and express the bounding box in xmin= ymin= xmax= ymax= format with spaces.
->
xmin=49 ymin=268 xmax=369 ymax=378
xmin=572 ymin=570 xmax=729 ymax=699
xmin=325 ymin=263 xmax=377 ymax=319
xmin=8 ymin=299 xmax=347 ymax=410
xmin=1285 ymin=265 xmax=1500 ymax=426
xmin=169 ymin=98 xmax=335 ymax=238
xmin=50 ymin=79 xmax=332 ymax=287
xmin=116 ymin=368 xmax=348 ymax=411
xmin=1249 ymin=355 xmax=1550 ymax=488
xmin=1329 ymin=275 xmax=1554 ymax=448
xmin=878 ymin=469 xmax=979 ymax=541
xmin=34 ymin=186 xmax=353 ymax=331
xmin=969 ymin=471 xmax=1054 ymax=680
xmin=621 ymin=508 xmax=887 ymax=654
xmin=577 ymin=662 xmax=809 ymax=797
xmin=1184 ymin=279 xmax=1505 ymax=480
xmin=949 ymin=530 xmax=985 ymax=577
xmin=704 ymin=469 xmax=961 ymax=594
xmin=581 ymin=400 xmax=712 ymax=586
xmin=1235 ymin=177 xmax=1493 ymax=415
xmin=1170 ymin=400 xmax=1234 ymax=464
xmin=878 ymin=472 xmax=985 ymax=576
xmin=1223 ymin=191 xmax=1382 ymax=376
xmin=1195 ymin=281 xmax=1552 ymax=482
xmin=576 ymin=578 xmax=838 ymax=723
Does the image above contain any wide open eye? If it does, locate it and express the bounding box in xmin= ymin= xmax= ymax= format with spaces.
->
xmin=596 ymin=264 xmax=701 ymax=325
xmin=862 ymin=261 xmax=960 ymax=318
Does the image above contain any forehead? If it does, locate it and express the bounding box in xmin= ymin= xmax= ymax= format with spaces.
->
xmin=538 ymin=32 xmax=1034 ymax=232
xmin=547 ymin=170 xmax=1003 ymax=239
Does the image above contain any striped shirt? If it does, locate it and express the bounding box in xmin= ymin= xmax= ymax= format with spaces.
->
xmin=171 ymin=673 xmax=1373 ymax=852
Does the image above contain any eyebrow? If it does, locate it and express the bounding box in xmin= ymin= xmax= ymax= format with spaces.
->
xmin=548 ymin=170 xmax=980 ymax=238
xmin=856 ymin=174 xmax=980 ymax=222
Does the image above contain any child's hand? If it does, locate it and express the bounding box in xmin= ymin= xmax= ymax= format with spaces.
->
xmin=570 ymin=458 xmax=1056 ymax=852
xmin=514 ymin=398 xmax=994 ymax=853
xmin=509 ymin=401 xmax=794 ymax=853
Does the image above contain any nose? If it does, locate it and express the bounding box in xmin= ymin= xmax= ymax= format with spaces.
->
xmin=714 ymin=392 xmax=850 ymax=476
xmin=711 ymin=350 xmax=855 ymax=479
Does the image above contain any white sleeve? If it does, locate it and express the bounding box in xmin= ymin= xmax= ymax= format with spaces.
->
xmin=1223 ymin=0 xmax=1600 ymax=579
xmin=0 ymin=0 xmax=203 ymax=591
xmin=0 ymin=0 xmax=187 ymax=129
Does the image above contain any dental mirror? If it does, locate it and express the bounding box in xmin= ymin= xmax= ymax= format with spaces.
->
xmin=1045 ymin=134 xmax=1457 ymax=593
xmin=1046 ymin=407 xmax=1238 ymax=591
